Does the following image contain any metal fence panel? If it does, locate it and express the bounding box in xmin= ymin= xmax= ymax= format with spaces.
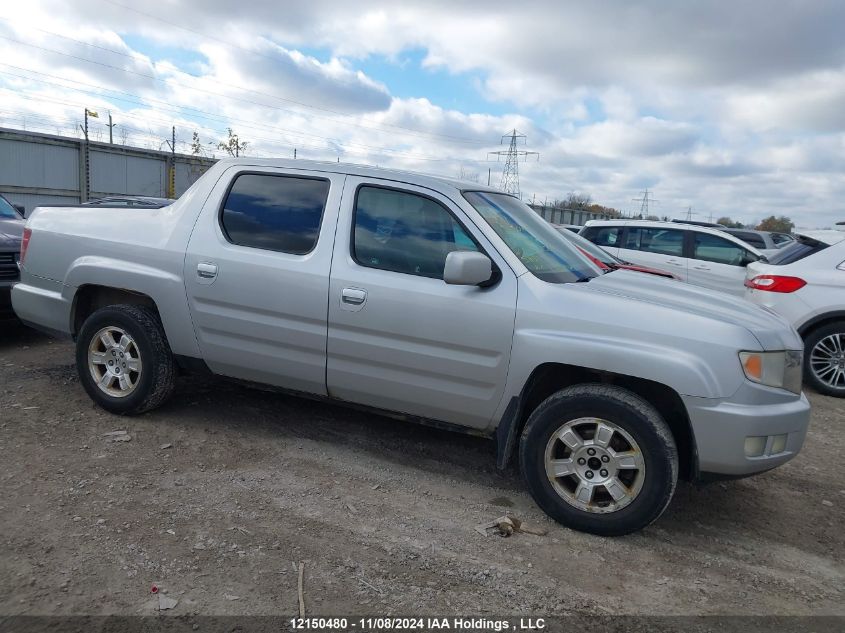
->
xmin=0 ymin=137 xmax=78 ymax=190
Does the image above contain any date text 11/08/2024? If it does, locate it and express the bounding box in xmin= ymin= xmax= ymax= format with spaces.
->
xmin=289 ymin=617 xmax=547 ymax=631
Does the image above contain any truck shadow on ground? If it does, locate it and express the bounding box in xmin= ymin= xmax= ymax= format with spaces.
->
xmin=4 ymin=322 xmax=823 ymax=546
xmin=159 ymin=373 xmax=816 ymax=546
xmin=0 ymin=320 xmax=53 ymax=350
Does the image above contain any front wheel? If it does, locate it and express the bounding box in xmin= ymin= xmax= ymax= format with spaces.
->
xmin=519 ymin=384 xmax=678 ymax=536
xmin=804 ymin=322 xmax=845 ymax=397
xmin=76 ymin=304 xmax=176 ymax=415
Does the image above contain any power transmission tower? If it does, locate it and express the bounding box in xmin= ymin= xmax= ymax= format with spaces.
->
xmin=488 ymin=129 xmax=538 ymax=198
xmin=631 ymin=189 xmax=659 ymax=217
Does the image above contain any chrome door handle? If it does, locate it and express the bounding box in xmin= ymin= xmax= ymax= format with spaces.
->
xmin=665 ymin=259 xmax=683 ymax=267
xmin=693 ymin=265 xmax=711 ymax=271
xmin=341 ymin=288 xmax=367 ymax=305
xmin=197 ymin=262 xmax=218 ymax=279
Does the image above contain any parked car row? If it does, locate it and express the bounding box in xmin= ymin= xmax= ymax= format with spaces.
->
xmin=580 ymin=219 xmax=764 ymax=296
xmin=11 ymin=158 xmax=812 ymax=536
xmin=579 ymin=219 xmax=845 ymax=400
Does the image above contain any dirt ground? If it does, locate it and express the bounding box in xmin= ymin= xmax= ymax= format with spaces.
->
xmin=0 ymin=321 xmax=843 ymax=618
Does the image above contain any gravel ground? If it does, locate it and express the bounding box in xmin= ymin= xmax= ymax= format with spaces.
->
xmin=0 ymin=321 xmax=843 ymax=618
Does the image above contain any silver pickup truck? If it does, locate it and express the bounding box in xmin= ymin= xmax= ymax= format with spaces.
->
xmin=12 ymin=158 xmax=810 ymax=536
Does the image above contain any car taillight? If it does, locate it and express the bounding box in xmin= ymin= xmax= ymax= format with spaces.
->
xmin=744 ymin=275 xmax=806 ymax=293
xmin=19 ymin=228 xmax=31 ymax=266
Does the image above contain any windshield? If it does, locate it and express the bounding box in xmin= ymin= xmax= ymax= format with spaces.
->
xmin=554 ymin=226 xmax=619 ymax=266
xmin=0 ymin=196 xmax=21 ymax=219
xmin=463 ymin=191 xmax=602 ymax=283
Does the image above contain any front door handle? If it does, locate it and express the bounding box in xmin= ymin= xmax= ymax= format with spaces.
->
xmin=665 ymin=259 xmax=684 ymax=267
xmin=197 ymin=262 xmax=218 ymax=279
xmin=693 ymin=265 xmax=711 ymax=271
xmin=341 ymin=288 xmax=367 ymax=305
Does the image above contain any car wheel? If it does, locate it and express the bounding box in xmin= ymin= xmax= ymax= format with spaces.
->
xmin=76 ymin=304 xmax=176 ymax=415
xmin=519 ymin=383 xmax=678 ymax=536
xmin=804 ymin=321 xmax=845 ymax=397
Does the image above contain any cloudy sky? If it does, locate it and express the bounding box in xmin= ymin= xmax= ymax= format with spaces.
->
xmin=0 ymin=0 xmax=843 ymax=227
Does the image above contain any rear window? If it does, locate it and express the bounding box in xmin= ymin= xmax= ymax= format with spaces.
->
xmin=581 ymin=226 xmax=622 ymax=247
xmin=766 ymin=236 xmax=828 ymax=265
xmin=220 ymin=173 xmax=329 ymax=255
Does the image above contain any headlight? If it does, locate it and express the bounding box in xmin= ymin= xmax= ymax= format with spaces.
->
xmin=739 ymin=350 xmax=803 ymax=394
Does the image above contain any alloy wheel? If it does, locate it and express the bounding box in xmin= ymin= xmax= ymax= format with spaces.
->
xmin=544 ymin=417 xmax=646 ymax=514
xmin=87 ymin=326 xmax=143 ymax=397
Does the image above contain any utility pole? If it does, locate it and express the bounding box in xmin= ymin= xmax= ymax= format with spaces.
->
xmin=631 ymin=189 xmax=659 ymax=217
xmin=487 ymin=168 xmax=491 ymax=187
xmin=488 ymin=129 xmax=539 ymax=198
xmin=164 ymin=126 xmax=176 ymax=199
xmin=685 ymin=206 xmax=697 ymax=221
xmin=79 ymin=108 xmax=98 ymax=202
xmin=294 ymin=148 xmax=297 ymax=159
xmin=106 ymin=111 xmax=117 ymax=144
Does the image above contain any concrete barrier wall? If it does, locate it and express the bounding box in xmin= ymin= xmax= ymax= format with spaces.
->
xmin=0 ymin=127 xmax=216 ymax=216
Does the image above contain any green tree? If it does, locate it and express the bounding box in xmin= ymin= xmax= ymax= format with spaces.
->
xmin=717 ymin=216 xmax=745 ymax=228
xmin=756 ymin=215 xmax=794 ymax=233
xmin=217 ymin=128 xmax=248 ymax=157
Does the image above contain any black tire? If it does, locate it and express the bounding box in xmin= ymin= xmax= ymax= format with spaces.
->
xmin=803 ymin=321 xmax=845 ymax=397
xmin=76 ymin=304 xmax=176 ymax=415
xmin=519 ymin=383 xmax=678 ymax=536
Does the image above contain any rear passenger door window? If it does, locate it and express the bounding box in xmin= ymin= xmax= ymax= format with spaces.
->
xmin=352 ymin=185 xmax=479 ymax=279
xmin=687 ymin=232 xmax=756 ymax=296
xmin=693 ymin=233 xmax=750 ymax=266
xmin=220 ymin=173 xmax=330 ymax=255
xmin=582 ymin=226 xmax=622 ymax=248
xmin=624 ymin=227 xmax=685 ymax=256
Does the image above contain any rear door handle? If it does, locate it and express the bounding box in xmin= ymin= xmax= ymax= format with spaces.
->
xmin=665 ymin=259 xmax=685 ymax=267
xmin=341 ymin=288 xmax=367 ymax=305
xmin=197 ymin=262 xmax=218 ymax=279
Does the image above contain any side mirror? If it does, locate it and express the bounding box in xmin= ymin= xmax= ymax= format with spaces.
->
xmin=444 ymin=251 xmax=492 ymax=286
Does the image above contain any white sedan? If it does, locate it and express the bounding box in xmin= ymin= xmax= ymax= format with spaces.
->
xmin=744 ymin=229 xmax=845 ymax=397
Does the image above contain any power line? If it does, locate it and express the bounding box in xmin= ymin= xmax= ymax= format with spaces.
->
xmin=488 ymin=130 xmax=538 ymax=198
xmin=631 ymin=189 xmax=659 ymax=216
xmin=0 ymin=69 xmax=469 ymax=162
xmin=0 ymin=22 xmax=486 ymax=146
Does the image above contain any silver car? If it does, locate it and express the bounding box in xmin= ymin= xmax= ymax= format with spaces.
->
xmin=12 ymin=159 xmax=810 ymax=536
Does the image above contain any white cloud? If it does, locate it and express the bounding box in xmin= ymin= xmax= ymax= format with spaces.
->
xmin=1 ymin=1 xmax=844 ymax=227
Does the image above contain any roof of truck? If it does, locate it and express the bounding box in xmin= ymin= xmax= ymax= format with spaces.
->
xmin=213 ymin=157 xmax=502 ymax=195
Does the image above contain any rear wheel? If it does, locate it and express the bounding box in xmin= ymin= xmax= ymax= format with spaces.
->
xmin=804 ymin=321 xmax=845 ymax=397
xmin=519 ymin=384 xmax=678 ymax=536
xmin=76 ymin=304 xmax=176 ymax=414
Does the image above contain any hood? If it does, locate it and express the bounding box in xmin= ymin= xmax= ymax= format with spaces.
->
xmin=0 ymin=217 xmax=24 ymax=247
xmin=580 ymin=270 xmax=802 ymax=350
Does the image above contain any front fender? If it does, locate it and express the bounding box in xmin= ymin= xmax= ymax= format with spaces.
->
xmin=513 ymin=328 xmax=725 ymax=397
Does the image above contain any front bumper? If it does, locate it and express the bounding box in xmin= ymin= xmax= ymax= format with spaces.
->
xmin=684 ymin=383 xmax=810 ymax=478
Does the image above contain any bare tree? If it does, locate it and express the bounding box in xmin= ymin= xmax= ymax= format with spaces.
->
xmin=217 ymin=128 xmax=248 ymax=157
xmin=190 ymin=131 xmax=204 ymax=156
